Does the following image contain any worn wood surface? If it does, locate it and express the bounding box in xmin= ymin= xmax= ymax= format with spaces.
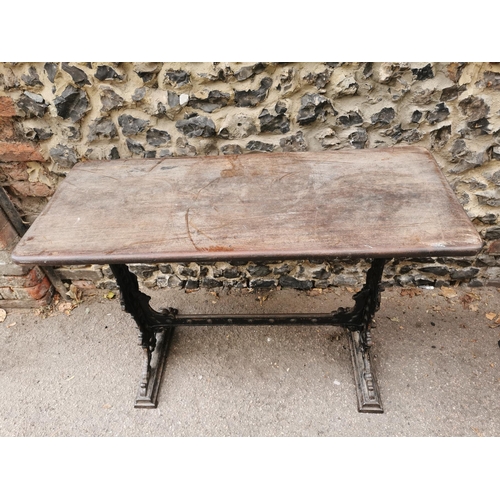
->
xmin=12 ymin=146 xmax=483 ymax=266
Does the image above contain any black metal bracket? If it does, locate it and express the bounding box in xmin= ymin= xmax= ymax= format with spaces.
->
xmin=110 ymin=258 xmax=387 ymax=412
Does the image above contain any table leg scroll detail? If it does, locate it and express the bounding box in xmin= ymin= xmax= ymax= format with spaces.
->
xmin=341 ymin=258 xmax=386 ymax=413
xmin=109 ymin=264 xmax=177 ymax=408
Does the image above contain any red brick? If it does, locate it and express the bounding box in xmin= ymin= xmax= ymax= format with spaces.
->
xmin=25 ymin=276 xmax=52 ymax=300
xmin=0 ymin=117 xmax=16 ymax=141
xmin=0 ymin=97 xmax=16 ymax=117
xmin=9 ymin=180 xmax=54 ymax=197
xmin=0 ymin=162 xmax=29 ymax=181
xmin=0 ymin=142 xmax=44 ymax=162
xmin=1 ymin=275 xmax=53 ymax=301
xmin=487 ymin=240 xmax=500 ymax=255
xmin=0 ymin=267 xmax=44 ymax=288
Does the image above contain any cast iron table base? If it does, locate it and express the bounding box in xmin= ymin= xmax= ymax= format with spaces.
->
xmin=110 ymin=258 xmax=387 ymax=413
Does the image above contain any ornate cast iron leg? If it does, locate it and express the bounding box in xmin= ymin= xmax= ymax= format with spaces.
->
xmin=338 ymin=259 xmax=387 ymax=413
xmin=109 ymin=264 xmax=177 ymax=408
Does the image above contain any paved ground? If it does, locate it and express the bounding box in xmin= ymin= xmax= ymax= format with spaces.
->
xmin=0 ymin=283 xmax=499 ymax=437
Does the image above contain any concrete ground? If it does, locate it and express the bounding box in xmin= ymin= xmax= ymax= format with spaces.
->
xmin=0 ymin=283 xmax=499 ymax=437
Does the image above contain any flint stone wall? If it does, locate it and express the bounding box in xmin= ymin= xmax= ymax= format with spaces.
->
xmin=1 ymin=62 xmax=499 ymax=296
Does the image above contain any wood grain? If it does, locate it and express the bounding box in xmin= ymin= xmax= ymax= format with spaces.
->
xmin=12 ymin=146 xmax=483 ymax=265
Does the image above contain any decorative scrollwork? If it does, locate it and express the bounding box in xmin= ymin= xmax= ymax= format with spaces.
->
xmin=110 ymin=264 xmax=177 ymax=395
xmin=332 ymin=258 xmax=386 ymax=350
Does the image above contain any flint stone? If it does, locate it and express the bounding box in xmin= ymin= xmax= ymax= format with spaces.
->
xmin=466 ymin=117 xmax=490 ymax=134
xmin=158 ymin=264 xmax=173 ymax=274
xmin=88 ymin=117 xmax=118 ymax=142
xmin=477 ymin=192 xmax=500 ymax=207
xmin=249 ymin=279 xmax=276 ymax=288
xmin=221 ymin=144 xmax=243 ymax=155
xmin=176 ymin=115 xmax=216 ymax=138
xmin=478 ymin=71 xmax=500 ymax=90
xmin=146 ymin=128 xmax=171 ymax=147
xmin=202 ymin=277 xmax=223 ymax=288
xmin=197 ymin=68 xmax=228 ymax=83
xmin=429 ymin=125 xmax=451 ymax=148
xmin=450 ymin=139 xmax=467 ymax=160
xmin=129 ymin=263 xmax=157 ymax=278
xmin=413 ymin=275 xmax=435 ymax=286
xmin=280 ymin=131 xmax=307 ymax=152
xmin=411 ymin=110 xmax=423 ymax=123
xmin=273 ymin=263 xmax=293 ymax=275
xmin=134 ymin=63 xmax=161 ymax=83
xmin=303 ymin=69 xmax=331 ymax=89
xmin=222 ymin=267 xmax=240 ymax=279
xmin=168 ymin=92 xmax=180 ymax=107
xmin=54 ymin=85 xmax=90 ymax=122
xmin=179 ymin=266 xmax=198 ymax=277
xmin=395 ymin=275 xmax=415 ymax=286
xmin=384 ymin=124 xmax=410 ymax=142
xmin=108 ymin=147 xmax=120 ymax=159
xmin=427 ymin=103 xmax=450 ymax=125
xmin=176 ymin=137 xmax=197 ymax=156
xmin=371 ymin=107 xmax=395 ymax=125
xmin=337 ymin=111 xmax=363 ymax=128
xmin=477 ymin=213 xmax=497 ymax=224
xmin=95 ymin=65 xmax=123 ymax=81
xmin=235 ymin=77 xmax=273 ymax=107
xmin=441 ymin=85 xmax=466 ymax=102
xmin=235 ymin=63 xmax=266 ymax=81
xmin=332 ymin=275 xmax=358 ymax=287
xmin=412 ymin=64 xmax=434 ymax=80
xmin=21 ymin=66 xmax=42 ymax=87
xmin=62 ymin=63 xmax=90 ymax=86
xmin=155 ymin=102 xmax=167 ymax=117
xmin=49 ymin=144 xmax=79 ymax=168
xmin=450 ymin=268 xmax=479 ymax=280
xmin=126 ymin=138 xmax=145 ymax=155
xmin=246 ymin=140 xmax=274 ymax=152
xmin=165 ymin=69 xmax=190 ymax=87
xmin=17 ymin=91 xmax=48 ymax=117
xmin=450 ymin=150 xmax=487 ymax=173
xmin=297 ymin=93 xmax=333 ymax=125
xmin=132 ymin=88 xmax=146 ymax=101
xmin=459 ymin=95 xmax=489 ymax=122
xmin=312 ymin=268 xmax=331 ymax=280
xmin=26 ymin=127 xmax=53 ymax=141
xmin=64 ymin=126 xmax=80 ymax=141
xmin=118 ymin=114 xmax=149 ymax=136
xmin=279 ymin=275 xmax=313 ymax=290
xmin=476 ymin=254 xmax=497 ymax=266
xmin=219 ymin=114 xmax=257 ymax=139
xmin=44 ymin=63 xmax=58 ymax=83
xmin=349 ymin=128 xmax=368 ymax=149
xmin=189 ymin=90 xmax=230 ymax=113
xmin=418 ymin=266 xmax=449 ymax=276
xmin=259 ymin=109 xmax=290 ymax=134
xmin=100 ymin=87 xmax=124 ymax=112
xmin=168 ymin=275 xmax=183 ymax=288
xmin=491 ymin=169 xmax=500 ymax=185
xmin=247 ymin=264 xmax=271 ymax=277
xmin=484 ymin=226 xmax=500 ymax=240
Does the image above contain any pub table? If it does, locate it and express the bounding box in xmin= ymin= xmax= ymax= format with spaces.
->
xmin=12 ymin=146 xmax=483 ymax=412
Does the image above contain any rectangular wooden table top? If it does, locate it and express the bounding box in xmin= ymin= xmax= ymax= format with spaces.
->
xmin=12 ymin=146 xmax=483 ymax=266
